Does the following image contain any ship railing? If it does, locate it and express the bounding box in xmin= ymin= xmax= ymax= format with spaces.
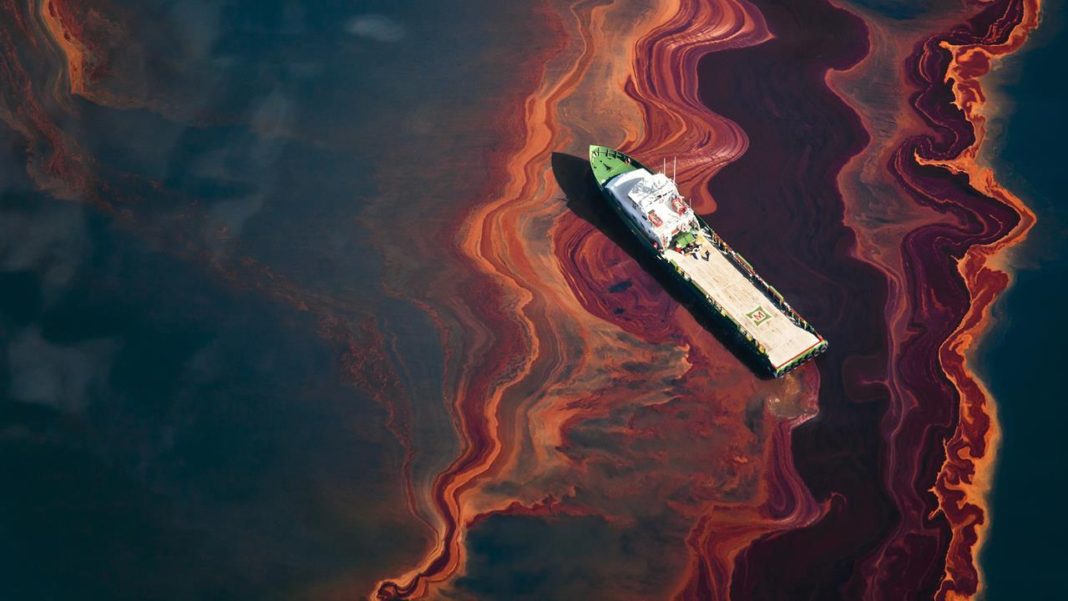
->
xmin=698 ymin=223 xmax=821 ymax=335
xmin=773 ymin=340 xmax=830 ymax=376
xmin=713 ymin=229 xmax=820 ymax=337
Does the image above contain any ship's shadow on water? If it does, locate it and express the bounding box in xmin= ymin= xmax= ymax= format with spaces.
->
xmin=551 ymin=152 xmax=773 ymax=379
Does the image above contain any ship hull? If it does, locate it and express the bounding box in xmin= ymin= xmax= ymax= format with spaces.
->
xmin=588 ymin=145 xmax=827 ymax=377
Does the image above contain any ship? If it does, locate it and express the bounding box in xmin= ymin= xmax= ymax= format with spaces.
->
xmin=588 ymin=145 xmax=827 ymax=377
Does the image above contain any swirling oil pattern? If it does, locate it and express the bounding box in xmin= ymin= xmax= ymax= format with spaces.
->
xmin=0 ymin=0 xmax=1042 ymax=600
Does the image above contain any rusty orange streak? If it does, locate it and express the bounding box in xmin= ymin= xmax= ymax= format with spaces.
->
xmin=370 ymin=0 xmax=833 ymax=598
xmin=919 ymin=2 xmax=1040 ymax=599
xmin=39 ymin=0 xmax=92 ymax=95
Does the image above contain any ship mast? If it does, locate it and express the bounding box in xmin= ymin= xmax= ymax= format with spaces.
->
xmin=673 ymin=156 xmax=677 ymax=181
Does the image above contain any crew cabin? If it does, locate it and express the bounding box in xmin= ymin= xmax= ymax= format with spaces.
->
xmin=604 ymin=169 xmax=698 ymax=248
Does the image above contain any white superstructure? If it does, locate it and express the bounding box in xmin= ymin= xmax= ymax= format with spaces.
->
xmin=604 ymin=169 xmax=698 ymax=248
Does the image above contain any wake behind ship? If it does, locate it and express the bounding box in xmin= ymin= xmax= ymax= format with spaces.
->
xmin=589 ymin=145 xmax=827 ymax=377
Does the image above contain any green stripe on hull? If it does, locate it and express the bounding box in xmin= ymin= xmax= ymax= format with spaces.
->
xmin=772 ymin=340 xmax=829 ymax=377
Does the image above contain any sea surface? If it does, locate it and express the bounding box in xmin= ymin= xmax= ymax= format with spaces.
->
xmin=0 ymin=0 xmax=1052 ymax=598
xmin=979 ymin=2 xmax=1068 ymax=598
xmin=0 ymin=1 xmax=544 ymax=598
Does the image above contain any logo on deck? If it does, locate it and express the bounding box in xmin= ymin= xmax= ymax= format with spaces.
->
xmin=747 ymin=306 xmax=771 ymax=326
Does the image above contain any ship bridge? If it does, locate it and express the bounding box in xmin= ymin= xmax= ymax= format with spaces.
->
xmin=605 ymin=169 xmax=697 ymax=247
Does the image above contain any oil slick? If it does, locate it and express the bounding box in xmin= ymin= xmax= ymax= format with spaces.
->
xmin=0 ymin=0 xmax=1042 ymax=599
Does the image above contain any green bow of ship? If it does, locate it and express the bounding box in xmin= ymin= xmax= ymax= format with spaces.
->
xmin=590 ymin=145 xmax=645 ymax=186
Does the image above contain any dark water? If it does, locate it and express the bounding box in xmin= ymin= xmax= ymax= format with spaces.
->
xmin=0 ymin=1 xmax=544 ymax=598
xmin=979 ymin=3 xmax=1068 ymax=598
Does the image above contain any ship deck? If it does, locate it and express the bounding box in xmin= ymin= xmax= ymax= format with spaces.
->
xmin=664 ymin=233 xmax=823 ymax=371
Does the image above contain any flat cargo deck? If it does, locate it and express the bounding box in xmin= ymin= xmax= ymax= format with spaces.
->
xmin=664 ymin=233 xmax=823 ymax=371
